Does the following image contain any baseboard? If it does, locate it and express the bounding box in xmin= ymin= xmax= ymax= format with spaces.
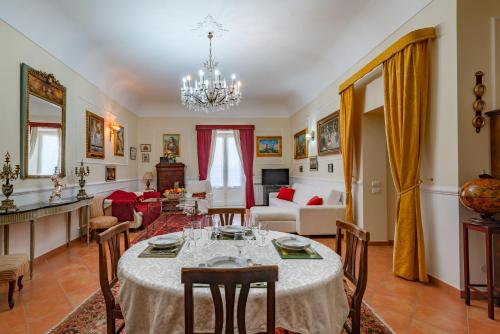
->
xmin=427 ymin=274 xmax=461 ymax=297
xmin=369 ymin=240 xmax=394 ymax=246
xmin=33 ymin=237 xmax=87 ymax=265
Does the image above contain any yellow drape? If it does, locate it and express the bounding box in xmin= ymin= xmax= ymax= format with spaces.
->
xmin=340 ymin=86 xmax=354 ymax=223
xmin=383 ymin=41 xmax=429 ymax=282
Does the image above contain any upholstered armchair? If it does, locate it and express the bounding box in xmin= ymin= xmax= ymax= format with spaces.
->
xmin=89 ymin=196 xmax=119 ymax=240
xmin=185 ymin=180 xmax=213 ymax=214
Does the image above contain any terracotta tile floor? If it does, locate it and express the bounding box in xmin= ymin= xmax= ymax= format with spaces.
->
xmin=1 ymin=236 xmax=499 ymax=334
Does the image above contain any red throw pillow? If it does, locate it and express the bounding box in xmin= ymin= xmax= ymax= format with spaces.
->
xmin=192 ymin=192 xmax=207 ymax=199
xmin=143 ymin=191 xmax=161 ymax=200
xmin=277 ymin=187 xmax=295 ymax=202
xmin=307 ymin=196 xmax=323 ymax=206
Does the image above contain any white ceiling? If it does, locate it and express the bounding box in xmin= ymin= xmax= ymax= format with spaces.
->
xmin=0 ymin=0 xmax=432 ymax=117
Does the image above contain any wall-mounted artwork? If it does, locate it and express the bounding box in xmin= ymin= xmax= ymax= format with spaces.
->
xmin=317 ymin=111 xmax=340 ymax=156
xmin=309 ymin=156 xmax=318 ymax=171
xmin=256 ymin=136 xmax=282 ymax=157
xmin=142 ymin=153 xmax=150 ymax=163
xmin=105 ymin=165 xmax=116 ymax=182
xmin=294 ymin=129 xmax=308 ymax=160
xmin=86 ymin=111 xmax=105 ymax=159
xmin=163 ymin=134 xmax=180 ymax=156
xmin=140 ymin=144 xmax=151 ymax=152
xmin=130 ymin=147 xmax=137 ymax=160
xmin=114 ymin=125 xmax=125 ymax=156
xmin=299 ymin=165 xmax=303 ymax=173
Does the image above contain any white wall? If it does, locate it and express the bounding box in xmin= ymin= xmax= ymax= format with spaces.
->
xmin=0 ymin=19 xmax=139 ymax=257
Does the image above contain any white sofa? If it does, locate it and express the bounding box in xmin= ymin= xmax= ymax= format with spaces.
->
xmin=250 ymin=183 xmax=346 ymax=235
xmin=185 ymin=180 xmax=213 ymax=214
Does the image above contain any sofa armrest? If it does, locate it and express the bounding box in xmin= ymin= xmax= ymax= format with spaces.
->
xmin=269 ymin=192 xmax=278 ymax=199
xmin=296 ymin=205 xmax=346 ymax=236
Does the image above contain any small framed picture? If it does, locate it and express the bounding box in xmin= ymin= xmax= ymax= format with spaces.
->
xmin=105 ymin=165 xmax=116 ymax=182
xmin=309 ymin=156 xmax=318 ymax=171
xmin=299 ymin=165 xmax=303 ymax=173
xmin=328 ymin=163 xmax=334 ymax=173
xmin=130 ymin=147 xmax=137 ymax=160
xmin=142 ymin=153 xmax=150 ymax=163
xmin=140 ymin=144 xmax=151 ymax=152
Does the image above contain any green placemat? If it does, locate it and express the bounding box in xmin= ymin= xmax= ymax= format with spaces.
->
xmin=271 ymin=239 xmax=323 ymax=259
xmin=210 ymin=230 xmax=256 ymax=240
xmin=138 ymin=240 xmax=185 ymax=258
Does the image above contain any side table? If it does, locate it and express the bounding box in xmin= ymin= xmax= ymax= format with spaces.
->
xmin=462 ymin=218 xmax=500 ymax=319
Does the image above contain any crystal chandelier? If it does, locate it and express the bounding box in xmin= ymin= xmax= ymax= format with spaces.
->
xmin=181 ymin=31 xmax=242 ymax=112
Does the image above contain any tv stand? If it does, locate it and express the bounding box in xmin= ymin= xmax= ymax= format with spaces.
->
xmin=262 ymin=184 xmax=287 ymax=206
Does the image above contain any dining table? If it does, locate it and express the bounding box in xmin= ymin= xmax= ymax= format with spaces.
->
xmin=117 ymin=229 xmax=349 ymax=334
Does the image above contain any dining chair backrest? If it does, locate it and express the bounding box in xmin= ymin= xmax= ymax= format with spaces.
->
xmin=181 ymin=265 xmax=279 ymax=334
xmin=97 ymin=222 xmax=130 ymax=320
xmin=208 ymin=207 xmax=246 ymax=226
xmin=335 ymin=219 xmax=370 ymax=334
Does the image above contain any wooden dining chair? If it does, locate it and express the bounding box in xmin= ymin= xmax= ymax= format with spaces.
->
xmin=181 ymin=265 xmax=279 ymax=334
xmin=97 ymin=222 xmax=130 ymax=334
xmin=335 ymin=220 xmax=370 ymax=334
xmin=208 ymin=207 xmax=246 ymax=226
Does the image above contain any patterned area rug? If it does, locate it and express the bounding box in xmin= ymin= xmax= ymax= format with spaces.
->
xmin=48 ymin=214 xmax=394 ymax=334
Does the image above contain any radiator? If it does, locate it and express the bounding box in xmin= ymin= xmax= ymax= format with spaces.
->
xmin=254 ymin=184 xmax=264 ymax=206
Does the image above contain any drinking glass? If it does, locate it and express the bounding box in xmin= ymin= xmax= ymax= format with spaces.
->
xmin=243 ymin=226 xmax=254 ymax=245
xmin=234 ymin=231 xmax=245 ymax=257
xmin=212 ymin=215 xmax=220 ymax=239
xmin=258 ymin=223 xmax=269 ymax=246
xmin=191 ymin=221 xmax=202 ymax=248
xmin=183 ymin=226 xmax=193 ymax=251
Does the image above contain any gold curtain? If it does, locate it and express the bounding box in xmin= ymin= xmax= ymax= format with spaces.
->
xmin=383 ymin=41 xmax=429 ymax=282
xmin=340 ymin=86 xmax=354 ymax=223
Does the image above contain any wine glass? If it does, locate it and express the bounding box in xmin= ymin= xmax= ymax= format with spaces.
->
xmin=212 ymin=215 xmax=220 ymax=239
xmin=243 ymin=226 xmax=253 ymax=245
xmin=258 ymin=223 xmax=269 ymax=246
xmin=234 ymin=231 xmax=245 ymax=257
xmin=191 ymin=221 xmax=202 ymax=248
xmin=183 ymin=226 xmax=193 ymax=251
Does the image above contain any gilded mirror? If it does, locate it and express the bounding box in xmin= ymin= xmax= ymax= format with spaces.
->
xmin=20 ymin=63 xmax=66 ymax=178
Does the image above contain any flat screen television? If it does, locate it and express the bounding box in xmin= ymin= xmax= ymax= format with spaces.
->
xmin=262 ymin=168 xmax=289 ymax=185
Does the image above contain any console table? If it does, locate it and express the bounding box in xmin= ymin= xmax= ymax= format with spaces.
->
xmin=0 ymin=197 xmax=93 ymax=279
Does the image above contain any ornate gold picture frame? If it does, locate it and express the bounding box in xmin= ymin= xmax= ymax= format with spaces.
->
xmin=317 ymin=111 xmax=340 ymax=156
xmin=294 ymin=129 xmax=308 ymax=160
xmin=256 ymin=136 xmax=282 ymax=157
xmin=86 ymin=111 xmax=105 ymax=159
xmin=114 ymin=125 xmax=125 ymax=157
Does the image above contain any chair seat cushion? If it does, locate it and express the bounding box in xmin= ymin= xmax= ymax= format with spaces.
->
xmin=0 ymin=254 xmax=29 ymax=282
xmin=250 ymin=207 xmax=297 ymax=222
xmin=90 ymin=216 xmax=118 ymax=229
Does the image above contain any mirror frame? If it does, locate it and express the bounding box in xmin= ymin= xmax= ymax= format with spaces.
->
xmin=20 ymin=63 xmax=66 ymax=178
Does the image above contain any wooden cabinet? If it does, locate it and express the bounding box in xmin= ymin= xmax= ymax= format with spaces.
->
xmin=155 ymin=163 xmax=185 ymax=194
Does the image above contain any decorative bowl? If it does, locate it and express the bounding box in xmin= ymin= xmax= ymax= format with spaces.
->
xmin=459 ymin=174 xmax=500 ymax=219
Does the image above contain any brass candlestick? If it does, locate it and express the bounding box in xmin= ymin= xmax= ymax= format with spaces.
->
xmin=75 ymin=160 xmax=90 ymax=200
xmin=0 ymin=152 xmax=20 ymax=211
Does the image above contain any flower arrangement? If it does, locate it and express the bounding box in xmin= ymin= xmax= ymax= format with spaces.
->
xmin=164 ymin=150 xmax=176 ymax=163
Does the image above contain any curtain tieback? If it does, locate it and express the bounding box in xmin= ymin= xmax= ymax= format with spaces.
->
xmin=397 ymin=180 xmax=422 ymax=197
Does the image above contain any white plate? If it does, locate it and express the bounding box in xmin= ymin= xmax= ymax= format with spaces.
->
xmin=206 ymin=256 xmax=247 ymax=268
xmin=148 ymin=235 xmax=182 ymax=249
xmin=276 ymin=236 xmax=311 ymax=250
xmin=219 ymin=225 xmax=244 ymax=235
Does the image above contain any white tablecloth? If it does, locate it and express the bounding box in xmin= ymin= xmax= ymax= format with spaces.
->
xmin=118 ymin=231 xmax=349 ymax=334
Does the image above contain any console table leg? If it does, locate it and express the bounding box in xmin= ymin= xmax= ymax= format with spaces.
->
xmin=3 ymin=225 xmax=9 ymax=255
xmin=86 ymin=205 xmax=90 ymax=247
xmin=463 ymin=223 xmax=470 ymax=305
xmin=486 ymin=231 xmax=494 ymax=319
xmin=66 ymin=211 xmax=71 ymax=247
xmin=29 ymin=220 xmax=35 ymax=280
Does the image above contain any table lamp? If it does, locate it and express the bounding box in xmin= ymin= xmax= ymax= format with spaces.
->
xmin=143 ymin=171 xmax=153 ymax=190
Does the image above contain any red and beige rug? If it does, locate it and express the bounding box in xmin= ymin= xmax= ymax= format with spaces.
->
xmin=48 ymin=214 xmax=394 ymax=334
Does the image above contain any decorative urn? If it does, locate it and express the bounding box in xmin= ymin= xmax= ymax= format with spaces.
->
xmin=459 ymin=174 xmax=500 ymax=220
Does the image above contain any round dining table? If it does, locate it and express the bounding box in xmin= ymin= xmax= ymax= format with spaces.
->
xmin=118 ymin=230 xmax=349 ymax=334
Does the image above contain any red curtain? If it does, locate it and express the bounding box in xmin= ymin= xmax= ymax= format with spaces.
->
xmin=239 ymin=128 xmax=255 ymax=208
xmin=196 ymin=128 xmax=212 ymax=180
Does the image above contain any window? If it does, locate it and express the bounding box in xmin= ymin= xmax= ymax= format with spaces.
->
xmin=209 ymin=131 xmax=244 ymax=189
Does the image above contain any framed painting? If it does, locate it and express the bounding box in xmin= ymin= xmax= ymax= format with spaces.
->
xmin=328 ymin=163 xmax=334 ymax=173
xmin=256 ymin=136 xmax=282 ymax=157
xmin=86 ymin=111 xmax=105 ymax=159
xmin=140 ymin=144 xmax=151 ymax=152
xmin=113 ymin=125 xmax=125 ymax=156
xmin=309 ymin=156 xmax=318 ymax=171
xmin=142 ymin=153 xmax=150 ymax=163
xmin=130 ymin=147 xmax=137 ymax=160
xmin=294 ymin=129 xmax=308 ymax=160
xmin=317 ymin=111 xmax=340 ymax=156
xmin=163 ymin=134 xmax=180 ymax=156
xmin=105 ymin=165 xmax=116 ymax=182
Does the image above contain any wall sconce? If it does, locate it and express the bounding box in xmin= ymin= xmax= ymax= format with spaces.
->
xmin=109 ymin=121 xmax=121 ymax=141
xmin=472 ymin=71 xmax=486 ymax=133
xmin=305 ymin=130 xmax=315 ymax=141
